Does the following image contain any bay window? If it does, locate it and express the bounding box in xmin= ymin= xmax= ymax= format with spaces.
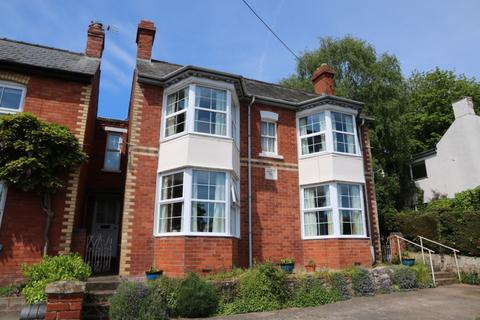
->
xmin=302 ymin=183 xmax=365 ymax=238
xmin=298 ymin=110 xmax=359 ymax=156
xmin=156 ymin=169 xmax=240 ymax=237
xmin=0 ymin=81 xmax=26 ymax=114
xmin=162 ymin=82 xmax=237 ymax=141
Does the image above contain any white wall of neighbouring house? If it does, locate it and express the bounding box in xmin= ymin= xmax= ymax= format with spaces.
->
xmin=416 ymin=97 xmax=480 ymax=202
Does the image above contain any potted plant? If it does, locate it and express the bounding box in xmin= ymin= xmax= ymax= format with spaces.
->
xmin=280 ymin=258 xmax=295 ymax=273
xmin=145 ymin=266 xmax=163 ymax=280
xmin=305 ymin=259 xmax=316 ymax=273
xmin=401 ymin=251 xmax=416 ymax=267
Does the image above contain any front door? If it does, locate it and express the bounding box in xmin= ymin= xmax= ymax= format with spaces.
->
xmin=91 ymin=194 xmax=121 ymax=257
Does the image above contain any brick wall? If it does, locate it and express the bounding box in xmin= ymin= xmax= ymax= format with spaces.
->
xmin=0 ymin=70 xmax=98 ymax=285
xmin=303 ymin=239 xmax=372 ymax=269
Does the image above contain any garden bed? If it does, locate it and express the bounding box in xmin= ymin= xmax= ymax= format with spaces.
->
xmin=108 ymin=263 xmax=433 ymax=319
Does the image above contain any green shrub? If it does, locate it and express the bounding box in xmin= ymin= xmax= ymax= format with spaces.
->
xmin=392 ymin=266 xmax=417 ymax=290
xmin=461 ymin=271 xmax=480 ymax=285
xmin=148 ymin=276 xmax=182 ymax=316
xmin=109 ymin=281 xmax=168 ymax=320
xmin=411 ymin=263 xmax=432 ymax=288
xmin=0 ymin=285 xmax=16 ymax=297
xmin=21 ymin=253 xmax=91 ymax=304
xmin=220 ymin=263 xmax=287 ymax=314
xmin=204 ymin=268 xmax=245 ymax=281
xmin=286 ymin=278 xmax=340 ymax=308
xmin=176 ymin=273 xmax=218 ymax=318
xmin=330 ymin=272 xmax=351 ymax=300
xmin=348 ymin=267 xmax=375 ymax=296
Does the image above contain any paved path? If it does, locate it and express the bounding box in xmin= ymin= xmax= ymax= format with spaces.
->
xmin=209 ymin=284 xmax=480 ymax=320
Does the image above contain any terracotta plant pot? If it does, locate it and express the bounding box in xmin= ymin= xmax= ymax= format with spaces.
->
xmin=305 ymin=265 xmax=316 ymax=273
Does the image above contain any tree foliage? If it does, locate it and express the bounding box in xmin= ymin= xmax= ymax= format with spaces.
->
xmin=405 ymin=68 xmax=480 ymax=154
xmin=0 ymin=112 xmax=86 ymax=193
xmin=280 ymin=36 xmax=414 ymax=215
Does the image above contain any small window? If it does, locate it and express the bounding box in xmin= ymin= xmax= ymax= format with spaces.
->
xmin=194 ymin=86 xmax=227 ymax=136
xmin=331 ymin=112 xmax=356 ymax=154
xmin=299 ymin=112 xmax=326 ymax=155
xmin=0 ymin=82 xmax=25 ymax=114
xmin=103 ymin=133 xmax=122 ymax=172
xmin=0 ymin=181 xmax=7 ymax=228
xmin=165 ymin=88 xmax=188 ymax=137
xmin=412 ymin=161 xmax=427 ymax=180
xmin=261 ymin=121 xmax=277 ymax=154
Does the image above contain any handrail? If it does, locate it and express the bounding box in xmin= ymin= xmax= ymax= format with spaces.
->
xmin=392 ymin=234 xmax=436 ymax=286
xmin=418 ymin=236 xmax=462 ymax=282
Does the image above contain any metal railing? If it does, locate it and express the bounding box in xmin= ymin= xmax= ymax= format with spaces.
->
xmin=392 ymin=234 xmax=437 ymax=286
xmin=418 ymin=236 xmax=462 ymax=282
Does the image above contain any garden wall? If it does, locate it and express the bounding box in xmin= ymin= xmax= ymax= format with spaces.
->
xmin=412 ymin=252 xmax=480 ymax=272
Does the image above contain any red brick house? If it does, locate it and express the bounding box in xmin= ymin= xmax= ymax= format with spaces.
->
xmin=118 ymin=20 xmax=381 ymax=277
xmin=0 ymin=19 xmax=381 ymax=284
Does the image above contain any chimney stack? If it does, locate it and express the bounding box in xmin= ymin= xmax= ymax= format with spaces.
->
xmin=452 ymin=97 xmax=476 ymax=119
xmin=85 ymin=21 xmax=105 ymax=58
xmin=311 ymin=63 xmax=336 ymax=95
xmin=136 ymin=20 xmax=156 ymax=60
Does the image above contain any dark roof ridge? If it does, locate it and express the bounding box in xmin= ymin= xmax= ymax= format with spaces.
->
xmin=0 ymin=38 xmax=89 ymax=58
xmin=244 ymin=77 xmax=317 ymax=97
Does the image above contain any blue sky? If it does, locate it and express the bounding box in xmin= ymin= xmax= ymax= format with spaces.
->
xmin=1 ymin=0 xmax=479 ymax=120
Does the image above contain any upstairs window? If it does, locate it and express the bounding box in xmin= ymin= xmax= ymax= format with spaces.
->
xmin=194 ymin=86 xmax=227 ymax=136
xmin=0 ymin=82 xmax=25 ymax=114
xmin=261 ymin=121 xmax=277 ymax=154
xmin=411 ymin=161 xmax=427 ymax=180
xmin=165 ymin=88 xmax=188 ymax=137
xmin=299 ymin=112 xmax=326 ymax=155
xmin=103 ymin=133 xmax=122 ymax=172
xmin=332 ymin=112 xmax=356 ymax=154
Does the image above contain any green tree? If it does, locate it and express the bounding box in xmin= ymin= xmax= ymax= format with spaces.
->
xmin=280 ymin=36 xmax=414 ymax=217
xmin=405 ymin=68 xmax=480 ymax=154
xmin=0 ymin=113 xmax=86 ymax=255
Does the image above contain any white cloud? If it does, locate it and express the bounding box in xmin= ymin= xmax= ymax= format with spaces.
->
xmin=107 ymin=39 xmax=135 ymax=67
xmin=102 ymin=59 xmax=131 ymax=86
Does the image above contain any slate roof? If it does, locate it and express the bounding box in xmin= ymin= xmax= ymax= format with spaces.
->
xmin=137 ymin=59 xmax=323 ymax=104
xmin=0 ymin=38 xmax=99 ymax=76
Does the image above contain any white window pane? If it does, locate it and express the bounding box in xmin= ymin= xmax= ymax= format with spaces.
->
xmin=191 ymin=201 xmax=225 ymax=233
xmin=304 ymin=185 xmax=329 ymax=209
xmin=107 ymin=134 xmax=121 ymax=150
xmin=304 ymin=210 xmax=332 ymax=236
xmin=165 ymin=112 xmax=186 ymax=137
xmin=299 ymin=112 xmax=325 ymax=136
xmin=340 ymin=210 xmax=363 ymax=235
xmin=0 ymin=87 xmax=23 ymax=109
xmin=166 ymin=88 xmax=188 ymax=115
xmin=195 ymin=86 xmax=226 ymax=111
xmin=161 ymin=172 xmax=183 ymax=200
xmin=301 ymin=134 xmax=325 ymax=155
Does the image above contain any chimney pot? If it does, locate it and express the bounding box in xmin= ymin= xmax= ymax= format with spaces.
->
xmin=452 ymin=97 xmax=476 ymax=119
xmin=85 ymin=21 xmax=105 ymax=58
xmin=311 ymin=63 xmax=336 ymax=95
xmin=136 ymin=20 xmax=156 ymax=60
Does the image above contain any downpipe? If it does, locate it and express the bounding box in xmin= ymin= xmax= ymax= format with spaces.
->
xmin=247 ymin=96 xmax=256 ymax=268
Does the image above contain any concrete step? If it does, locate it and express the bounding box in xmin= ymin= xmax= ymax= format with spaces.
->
xmin=86 ymin=276 xmax=121 ymax=292
xmin=435 ymin=277 xmax=459 ymax=286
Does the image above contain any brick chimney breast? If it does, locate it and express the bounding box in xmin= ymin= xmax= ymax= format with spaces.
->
xmin=311 ymin=63 xmax=336 ymax=95
xmin=85 ymin=21 xmax=105 ymax=58
xmin=136 ymin=20 xmax=156 ymax=60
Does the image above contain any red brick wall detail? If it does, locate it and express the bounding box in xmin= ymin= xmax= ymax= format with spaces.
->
xmin=45 ymin=292 xmax=84 ymax=320
xmin=303 ymin=239 xmax=372 ymax=269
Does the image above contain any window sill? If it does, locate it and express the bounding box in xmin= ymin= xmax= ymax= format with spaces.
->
xmin=155 ymin=232 xmax=240 ymax=239
xmin=302 ymin=235 xmax=369 ymax=240
xmin=299 ymin=151 xmax=362 ymax=160
xmin=258 ymin=152 xmax=284 ymax=160
xmin=101 ymin=168 xmax=122 ymax=173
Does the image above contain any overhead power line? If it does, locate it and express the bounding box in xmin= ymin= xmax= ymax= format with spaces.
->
xmin=240 ymin=0 xmax=300 ymax=61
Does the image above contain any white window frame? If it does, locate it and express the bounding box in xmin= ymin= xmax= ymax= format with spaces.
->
xmin=154 ymin=168 xmax=240 ymax=238
xmin=0 ymin=81 xmax=27 ymax=114
xmin=157 ymin=170 xmax=185 ymax=233
xmin=164 ymin=87 xmax=189 ymax=138
xmin=102 ymin=132 xmax=122 ymax=172
xmin=259 ymin=111 xmax=283 ymax=159
xmin=260 ymin=120 xmax=277 ymax=153
xmin=331 ymin=112 xmax=357 ymax=155
xmin=194 ymin=85 xmax=228 ymax=137
xmin=296 ymin=106 xmax=361 ymax=159
xmin=160 ymin=78 xmax=239 ymax=144
xmin=300 ymin=182 xmax=367 ymax=239
xmin=0 ymin=181 xmax=7 ymax=229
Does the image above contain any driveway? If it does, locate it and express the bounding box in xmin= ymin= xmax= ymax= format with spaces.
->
xmin=209 ymin=284 xmax=480 ymax=320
